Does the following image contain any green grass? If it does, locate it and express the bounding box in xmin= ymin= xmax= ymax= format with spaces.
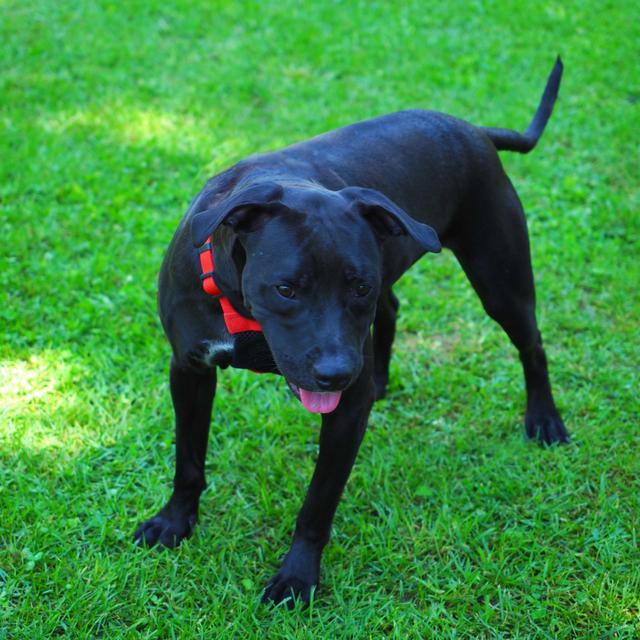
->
xmin=1 ymin=0 xmax=638 ymax=637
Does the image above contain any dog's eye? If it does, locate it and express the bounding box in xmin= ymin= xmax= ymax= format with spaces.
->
xmin=354 ymin=283 xmax=371 ymax=297
xmin=276 ymin=284 xmax=295 ymax=299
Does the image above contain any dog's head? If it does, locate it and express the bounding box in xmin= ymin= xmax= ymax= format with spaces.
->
xmin=191 ymin=181 xmax=440 ymax=413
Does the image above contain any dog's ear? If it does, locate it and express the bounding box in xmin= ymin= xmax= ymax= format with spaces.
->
xmin=191 ymin=182 xmax=285 ymax=247
xmin=342 ymin=186 xmax=441 ymax=253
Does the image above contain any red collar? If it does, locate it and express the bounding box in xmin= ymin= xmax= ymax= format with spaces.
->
xmin=198 ymin=235 xmax=262 ymax=335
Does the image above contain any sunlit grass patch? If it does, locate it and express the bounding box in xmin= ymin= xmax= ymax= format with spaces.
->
xmin=0 ymin=353 xmax=75 ymax=410
xmin=0 ymin=352 xmax=92 ymax=453
xmin=38 ymin=103 xmax=213 ymax=153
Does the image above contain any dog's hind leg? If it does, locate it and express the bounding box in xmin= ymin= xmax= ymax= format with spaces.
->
xmin=449 ymin=181 xmax=569 ymax=445
xmin=134 ymin=359 xmax=216 ymax=547
xmin=373 ymin=288 xmax=400 ymax=400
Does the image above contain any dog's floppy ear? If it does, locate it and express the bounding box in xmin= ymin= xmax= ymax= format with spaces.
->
xmin=191 ymin=182 xmax=285 ymax=247
xmin=342 ymin=186 xmax=441 ymax=253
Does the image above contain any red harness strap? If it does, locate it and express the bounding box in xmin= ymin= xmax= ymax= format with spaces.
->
xmin=198 ymin=235 xmax=262 ymax=334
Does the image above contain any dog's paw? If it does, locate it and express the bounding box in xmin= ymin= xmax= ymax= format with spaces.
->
xmin=133 ymin=512 xmax=196 ymax=549
xmin=261 ymin=545 xmax=320 ymax=609
xmin=261 ymin=572 xmax=317 ymax=609
xmin=525 ymin=407 xmax=570 ymax=445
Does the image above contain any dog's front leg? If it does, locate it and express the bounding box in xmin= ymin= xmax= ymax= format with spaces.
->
xmin=262 ymin=343 xmax=375 ymax=608
xmin=134 ymin=359 xmax=216 ymax=548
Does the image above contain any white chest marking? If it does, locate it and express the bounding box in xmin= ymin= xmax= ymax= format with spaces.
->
xmin=201 ymin=339 xmax=234 ymax=366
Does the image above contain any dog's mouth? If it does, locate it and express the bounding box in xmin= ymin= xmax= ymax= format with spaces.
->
xmin=287 ymin=382 xmax=342 ymax=414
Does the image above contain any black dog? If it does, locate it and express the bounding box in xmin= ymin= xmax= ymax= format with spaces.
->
xmin=135 ymin=58 xmax=568 ymax=607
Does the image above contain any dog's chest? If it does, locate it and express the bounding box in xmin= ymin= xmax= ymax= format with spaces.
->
xmin=199 ymin=339 xmax=234 ymax=367
xmin=197 ymin=333 xmax=279 ymax=374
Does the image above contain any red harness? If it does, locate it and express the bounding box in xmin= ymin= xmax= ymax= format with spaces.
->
xmin=198 ymin=235 xmax=263 ymax=334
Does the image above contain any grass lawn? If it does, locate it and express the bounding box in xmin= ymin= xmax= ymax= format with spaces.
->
xmin=1 ymin=0 xmax=638 ymax=637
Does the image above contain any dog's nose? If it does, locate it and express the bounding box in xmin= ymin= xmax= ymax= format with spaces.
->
xmin=312 ymin=360 xmax=352 ymax=391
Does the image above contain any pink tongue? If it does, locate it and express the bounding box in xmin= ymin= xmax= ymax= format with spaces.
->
xmin=299 ymin=389 xmax=342 ymax=414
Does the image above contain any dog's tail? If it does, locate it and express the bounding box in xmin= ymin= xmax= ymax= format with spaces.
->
xmin=483 ymin=56 xmax=563 ymax=154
